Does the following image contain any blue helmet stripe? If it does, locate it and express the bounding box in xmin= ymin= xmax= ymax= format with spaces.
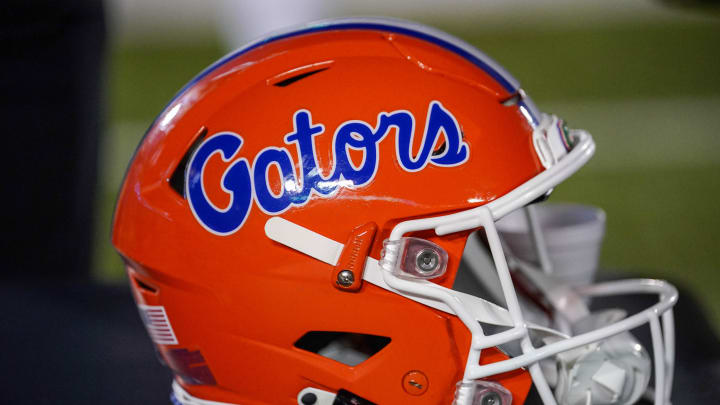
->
xmin=180 ymin=21 xmax=519 ymax=99
xmin=152 ymin=18 xmax=539 ymax=130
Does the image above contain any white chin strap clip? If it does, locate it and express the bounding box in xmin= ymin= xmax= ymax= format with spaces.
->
xmin=533 ymin=113 xmax=573 ymax=169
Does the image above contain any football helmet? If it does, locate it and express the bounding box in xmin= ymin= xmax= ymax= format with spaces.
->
xmin=112 ymin=18 xmax=677 ymax=405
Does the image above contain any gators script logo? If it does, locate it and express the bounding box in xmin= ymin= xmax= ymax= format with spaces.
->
xmin=186 ymin=101 xmax=469 ymax=235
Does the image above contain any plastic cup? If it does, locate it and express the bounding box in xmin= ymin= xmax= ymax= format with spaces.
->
xmin=496 ymin=203 xmax=606 ymax=286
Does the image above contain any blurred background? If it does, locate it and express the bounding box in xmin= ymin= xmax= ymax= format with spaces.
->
xmin=98 ymin=0 xmax=720 ymax=330
xmin=3 ymin=0 xmax=719 ymax=403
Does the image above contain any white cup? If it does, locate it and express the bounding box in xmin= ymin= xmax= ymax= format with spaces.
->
xmin=496 ymin=203 xmax=606 ymax=286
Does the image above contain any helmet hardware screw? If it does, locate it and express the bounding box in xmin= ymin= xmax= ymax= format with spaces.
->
xmin=337 ymin=270 xmax=355 ymax=287
xmin=408 ymin=380 xmax=423 ymax=389
xmin=481 ymin=392 xmax=502 ymax=405
xmin=402 ymin=370 xmax=429 ymax=395
xmin=415 ymin=249 xmax=440 ymax=274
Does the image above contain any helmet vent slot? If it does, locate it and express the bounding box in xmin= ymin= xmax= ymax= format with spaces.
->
xmin=168 ymin=126 xmax=208 ymax=197
xmin=500 ymin=92 xmax=521 ymax=106
xmin=272 ymin=67 xmax=329 ymax=87
xmin=133 ymin=276 xmax=158 ymax=294
xmin=293 ymin=331 xmax=390 ymax=366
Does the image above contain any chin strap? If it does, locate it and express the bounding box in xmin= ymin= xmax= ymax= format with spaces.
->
xmin=264 ymin=216 xmax=566 ymax=339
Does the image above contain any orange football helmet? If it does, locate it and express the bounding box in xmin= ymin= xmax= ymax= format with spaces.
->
xmin=112 ymin=18 xmax=677 ymax=405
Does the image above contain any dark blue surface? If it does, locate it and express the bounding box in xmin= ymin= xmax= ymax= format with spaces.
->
xmin=0 ymin=281 xmax=172 ymax=404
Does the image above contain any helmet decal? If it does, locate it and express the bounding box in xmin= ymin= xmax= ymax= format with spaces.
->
xmin=186 ymin=133 xmax=253 ymax=236
xmin=186 ymin=100 xmax=469 ymax=235
xmin=138 ymin=304 xmax=179 ymax=346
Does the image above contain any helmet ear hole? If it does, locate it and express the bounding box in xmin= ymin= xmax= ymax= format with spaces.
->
xmin=293 ymin=331 xmax=391 ymax=367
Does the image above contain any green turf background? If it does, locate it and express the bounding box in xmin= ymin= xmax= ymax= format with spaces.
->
xmin=97 ymin=18 xmax=720 ymax=331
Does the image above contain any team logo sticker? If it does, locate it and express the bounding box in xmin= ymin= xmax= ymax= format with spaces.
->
xmin=186 ymin=100 xmax=469 ymax=235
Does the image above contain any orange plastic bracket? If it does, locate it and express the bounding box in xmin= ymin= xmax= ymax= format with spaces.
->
xmin=332 ymin=222 xmax=378 ymax=292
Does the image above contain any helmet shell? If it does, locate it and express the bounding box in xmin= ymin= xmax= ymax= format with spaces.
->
xmin=113 ymin=21 xmax=538 ymax=404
